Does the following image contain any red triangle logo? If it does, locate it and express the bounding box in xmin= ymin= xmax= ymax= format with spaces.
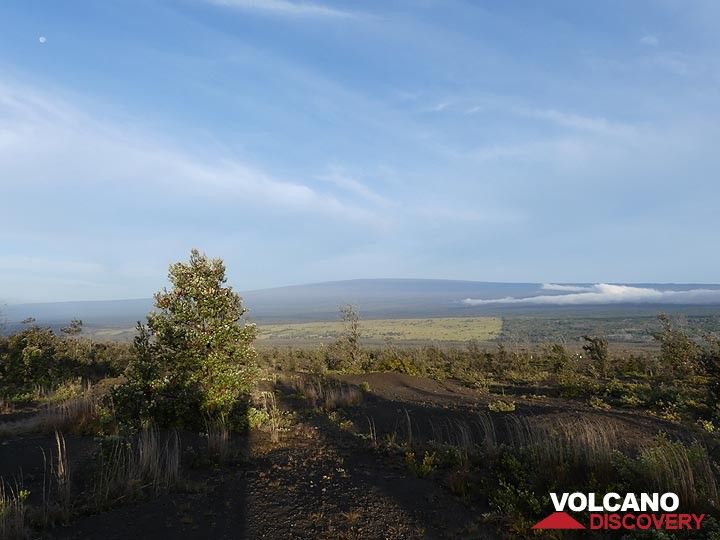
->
xmin=532 ymin=512 xmax=586 ymax=530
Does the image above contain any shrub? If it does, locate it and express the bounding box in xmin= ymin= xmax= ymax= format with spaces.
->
xmin=582 ymin=335 xmax=609 ymax=377
xmin=326 ymin=305 xmax=367 ymax=371
xmin=656 ymin=314 xmax=700 ymax=377
xmin=588 ymin=396 xmax=611 ymax=410
xmin=0 ymin=326 xmax=131 ymax=396
xmin=488 ymin=400 xmax=516 ymax=413
xmin=547 ymin=343 xmax=571 ymax=374
xmin=405 ymin=450 xmax=437 ymax=477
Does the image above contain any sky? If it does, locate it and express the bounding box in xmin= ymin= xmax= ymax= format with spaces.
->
xmin=1 ymin=0 xmax=719 ymax=303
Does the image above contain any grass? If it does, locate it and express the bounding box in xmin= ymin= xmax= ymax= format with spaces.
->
xmin=2 ymin=311 xmax=719 ymax=538
xmin=0 ymin=393 xmax=100 ymax=438
xmin=257 ymin=316 xmax=502 ymax=344
xmin=287 ymin=375 xmax=363 ymax=411
xmin=206 ymin=417 xmax=231 ymax=464
xmin=93 ymin=428 xmax=181 ymax=509
xmin=0 ymin=480 xmax=29 ymax=540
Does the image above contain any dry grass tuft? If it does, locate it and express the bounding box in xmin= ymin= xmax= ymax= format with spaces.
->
xmin=93 ymin=428 xmax=180 ymax=509
xmin=40 ymin=395 xmax=99 ymax=434
xmin=290 ymin=376 xmax=362 ymax=411
xmin=0 ymin=479 xmax=29 ymax=540
xmin=206 ymin=417 xmax=231 ymax=463
xmin=638 ymin=436 xmax=718 ymax=508
xmin=53 ymin=432 xmax=71 ymax=521
xmin=260 ymin=392 xmax=283 ymax=443
xmin=0 ymin=391 xmax=100 ymax=438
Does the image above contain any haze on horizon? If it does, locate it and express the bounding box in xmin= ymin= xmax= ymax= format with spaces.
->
xmin=1 ymin=1 xmax=719 ymax=304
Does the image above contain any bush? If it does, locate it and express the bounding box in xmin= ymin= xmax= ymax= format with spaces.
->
xmin=326 ymin=305 xmax=367 ymax=371
xmin=488 ymin=400 xmax=516 ymax=412
xmin=582 ymin=335 xmax=609 ymax=377
xmin=0 ymin=326 xmax=130 ymax=397
xmin=656 ymin=314 xmax=700 ymax=378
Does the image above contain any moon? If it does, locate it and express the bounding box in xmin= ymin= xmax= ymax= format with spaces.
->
xmin=39 ymin=36 xmax=47 ymax=44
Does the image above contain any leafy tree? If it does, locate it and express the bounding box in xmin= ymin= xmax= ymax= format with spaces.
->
xmin=655 ymin=313 xmax=699 ymax=377
xmin=698 ymin=336 xmax=720 ymax=415
xmin=61 ymin=319 xmax=83 ymax=336
xmin=112 ymin=250 xmax=257 ymax=428
xmin=548 ymin=343 xmax=571 ymax=374
xmin=582 ymin=335 xmax=609 ymax=377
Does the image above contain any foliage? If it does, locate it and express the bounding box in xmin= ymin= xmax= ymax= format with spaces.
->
xmin=245 ymin=406 xmax=270 ymax=430
xmin=699 ymin=336 xmax=720 ymax=413
xmin=0 ymin=325 xmax=130 ymax=396
xmin=60 ymin=319 xmax=83 ymax=336
xmin=405 ymin=450 xmax=437 ymax=477
xmin=582 ymin=335 xmax=609 ymax=377
xmin=656 ymin=313 xmax=700 ymax=377
xmin=588 ymin=396 xmax=611 ymax=410
xmin=547 ymin=343 xmax=571 ymax=374
xmin=112 ymin=250 xmax=257 ymax=429
xmin=488 ymin=400 xmax=516 ymax=412
xmin=325 ymin=305 xmax=366 ymax=371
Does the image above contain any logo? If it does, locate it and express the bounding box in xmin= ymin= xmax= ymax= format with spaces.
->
xmin=532 ymin=492 xmax=705 ymax=531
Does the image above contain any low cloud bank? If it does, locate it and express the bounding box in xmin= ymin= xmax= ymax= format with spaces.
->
xmin=541 ymin=283 xmax=595 ymax=292
xmin=463 ymin=283 xmax=720 ymax=306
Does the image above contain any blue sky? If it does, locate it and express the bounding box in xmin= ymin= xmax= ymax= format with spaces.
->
xmin=1 ymin=0 xmax=719 ymax=303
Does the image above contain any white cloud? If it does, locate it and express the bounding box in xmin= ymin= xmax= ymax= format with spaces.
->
xmin=0 ymin=80 xmax=378 ymax=223
xmin=640 ymin=34 xmax=659 ymax=47
xmin=463 ymin=283 xmax=720 ymax=306
xmin=541 ymin=283 xmax=594 ymax=292
xmin=319 ymin=170 xmax=391 ymax=206
xmin=205 ymin=0 xmax=354 ymax=18
xmin=472 ymin=138 xmax=594 ymax=167
xmin=517 ymin=108 xmax=636 ymax=137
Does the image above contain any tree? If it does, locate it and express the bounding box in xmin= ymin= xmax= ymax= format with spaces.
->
xmin=61 ymin=319 xmax=83 ymax=336
xmin=698 ymin=336 xmax=720 ymax=414
xmin=655 ymin=313 xmax=699 ymax=377
xmin=113 ymin=250 xmax=257 ymax=428
xmin=582 ymin=335 xmax=609 ymax=377
xmin=548 ymin=343 xmax=571 ymax=374
xmin=327 ymin=305 xmax=365 ymax=371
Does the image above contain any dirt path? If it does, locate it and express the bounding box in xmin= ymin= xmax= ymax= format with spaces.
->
xmin=47 ymin=392 xmax=494 ymax=539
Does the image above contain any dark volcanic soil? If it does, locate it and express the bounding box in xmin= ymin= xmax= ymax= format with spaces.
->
xmin=0 ymin=372 xmax=689 ymax=539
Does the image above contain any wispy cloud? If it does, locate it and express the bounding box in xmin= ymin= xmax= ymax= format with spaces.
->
xmin=0 ymin=80 xmax=378 ymax=224
xmin=319 ymin=169 xmax=391 ymax=206
xmin=517 ymin=107 xmax=636 ymax=137
xmin=463 ymin=283 xmax=720 ymax=306
xmin=471 ymin=138 xmax=594 ymax=166
xmin=640 ymin=34 xmax=660 ymax=47
xmin=430 ymin=101 xmax=450 ymax=112
xmin=205 ymin=0 xmax=355 ymax=18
